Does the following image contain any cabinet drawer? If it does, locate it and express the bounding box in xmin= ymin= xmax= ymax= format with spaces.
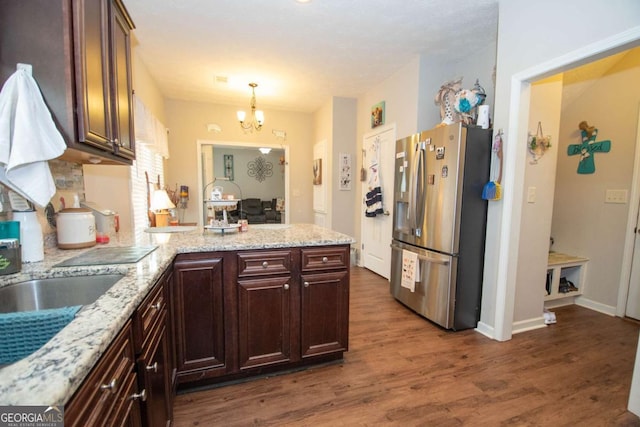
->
xmin=237 ymin=250 xmax=292 ymax=277
xmin=65 ymin=321 xmax=135 ymax=426
xmin=133 ymin=281 xmax=166 ymax=352
xmin=301 ymin=246 xmax=349 ymax=272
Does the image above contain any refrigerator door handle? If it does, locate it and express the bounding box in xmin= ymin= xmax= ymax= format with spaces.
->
xmin=412 ymin=142 xmax=426 ymax=237
xmin=390 ymin=244 xmax=450 ymax=266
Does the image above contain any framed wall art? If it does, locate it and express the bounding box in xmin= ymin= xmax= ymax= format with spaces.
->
xmin=339 ymin=153 xmax=352 ymax=191
xmin=371 ymin=101 xmax=385 ymax=128
xmin=313 ymin=158 xmax=322 ymax=185
xmin=224 ymin=154 xmax=234 ymax=180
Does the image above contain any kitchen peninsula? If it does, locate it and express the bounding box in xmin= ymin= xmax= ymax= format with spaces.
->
xmin=0 ymin=224 xmax=354 ymax=417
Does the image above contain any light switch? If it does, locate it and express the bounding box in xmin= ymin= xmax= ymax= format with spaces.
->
xmin=605 ymin=189 xmax=628 ymax=204
xmin=527 ymin=186 xmax=536 ymax=203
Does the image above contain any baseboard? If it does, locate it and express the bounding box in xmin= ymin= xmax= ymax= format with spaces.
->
xmin=511 ymin=316 xmax=547 ymax=334
xmin=474 ymin=321 xmax=495 ymax=339
xmin=575 ymin=296 xmax=617 ymax=316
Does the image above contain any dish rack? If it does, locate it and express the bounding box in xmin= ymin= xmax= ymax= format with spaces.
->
xmin=203 ymin=178 xmax=243 ymax=234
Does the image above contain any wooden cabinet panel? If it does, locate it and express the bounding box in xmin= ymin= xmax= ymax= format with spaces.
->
xmin=0 ymin=0 xmax=135 ymax=165
xmin=301 ymin=246 xmax=349 ymax=272
xmin=65 ymin=321 xmax=140 ymax=426
xmin=237 ymin=275 xmax=293 ymax=370
xmin=136 ymin=312 xmax=171 ymax=427
xmin=110 ymin=0 xmax=135 ymax=159
xmin=74 ymin=0 xmax=112 ymax=150
xmin=237 ymin=250 xmax=292 ymax=277
xmin=173 ymin=255 xmax=229 ymax=383
xmin=133 ymin=279 xmax=165 ymax=352
xmin=170 ymin=245 xmax=349 ymax=389
xmin=300 ymin=270 xmax=350 ymax=358
xmin=108 ymin=371 xmax=142 ymax=427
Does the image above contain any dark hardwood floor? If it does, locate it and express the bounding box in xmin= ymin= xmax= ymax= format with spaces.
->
xmin=173 ymin=267 xmax=640 ymax=426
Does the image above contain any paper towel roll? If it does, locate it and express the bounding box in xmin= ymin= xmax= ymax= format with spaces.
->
xmin=477 ymin=105 xmax=490 ymax=129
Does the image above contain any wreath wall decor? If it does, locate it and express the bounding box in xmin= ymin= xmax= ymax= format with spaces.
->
xmin=527 ymin=121 xmax=552 ymax=164
xmin=247 ymin=157 xmax=273 ymax=182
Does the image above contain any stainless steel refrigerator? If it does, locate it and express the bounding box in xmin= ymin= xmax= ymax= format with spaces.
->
xmin=390 ymin=123 xmax=491 ymax=330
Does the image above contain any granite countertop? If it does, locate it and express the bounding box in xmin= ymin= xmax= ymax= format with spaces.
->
xmin=0 ymin=223 xmax=354 ymax=405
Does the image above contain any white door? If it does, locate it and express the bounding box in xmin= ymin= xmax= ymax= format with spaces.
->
xmin=361 ymin=124 xmax=396 ymax=279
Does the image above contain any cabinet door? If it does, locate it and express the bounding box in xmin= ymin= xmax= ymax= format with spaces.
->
xmin=137 ymin=313 xmax=171 ymax=427
xmin=173 ymin=256 xmax=228 ymax=380
xmin=300 ymin=270 xmax=349 ymax=358
xmin=74 ymin=0 xmax=113 ymax=151
xmin=108 ymin=371 xmax=143 ymax=427
xmin=237 ymin=275 xmax=293 ymax=370
xmin=110 ymin=0 xmax=135 ymax=160
xmin=65 ymin=321 xmax=140 ymax=426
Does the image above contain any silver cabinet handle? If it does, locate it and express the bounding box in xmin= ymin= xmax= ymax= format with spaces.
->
xmin=130 ymin=389 xmax=147 ymax=401
xmin=262 ymin=261 xmax=269 ymax=268
xmin=151 ymin=302 xmax=162 ymax=310
xmin=100 ymin=379 xmax=117 ymax=393
xmin=304 ymin=281 xmax=310 ymax=288
xmin=283 ymin=284 xmax=289 ymax=290
xmin=145 ymin=362 xmax=158 ymax=373
xmin=322 ymin=256 xmax=328 ymax=263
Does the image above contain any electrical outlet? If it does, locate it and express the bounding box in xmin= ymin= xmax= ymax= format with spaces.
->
xmin=605 ymin=189 xmax=628 ymax=204
xmin=527 ymin=186 xmax=536 ymax=203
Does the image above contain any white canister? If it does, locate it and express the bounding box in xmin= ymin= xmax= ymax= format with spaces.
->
xmin=13 ymin=211 xmax=44 ymax=262
xmin=56 ymin=208 xmax=97 ymax=249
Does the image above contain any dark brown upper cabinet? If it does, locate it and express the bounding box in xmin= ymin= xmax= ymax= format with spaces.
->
xmin=0 ymin=0 xmax=136 ymax=165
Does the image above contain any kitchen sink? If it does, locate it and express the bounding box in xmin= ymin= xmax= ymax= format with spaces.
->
xmin=0 ymin=274 xmax=124 ymax=313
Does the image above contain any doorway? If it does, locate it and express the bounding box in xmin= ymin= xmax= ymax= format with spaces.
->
xmin=196 ymin=140 xmax=289 ymax=227
xmin=492 ymin=30 xmax=640 ymax=341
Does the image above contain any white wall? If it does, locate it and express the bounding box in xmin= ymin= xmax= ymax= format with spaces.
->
xmin=353 ymin=57 xmax=422 ymax=259
xmin=82 ymin=47 xmax=165 ymax=233
xmin=331 ymin=98 xmax=357 ymax=237
xmin=211 ymin=147 xmax=285 ymax=201
xmin=512 ymin=75 xmax=563 ymax=330
xmin=164 ymin=99 xmax=314 ymax=225
xmin=483 ymin=0 xmax=640 ymax=341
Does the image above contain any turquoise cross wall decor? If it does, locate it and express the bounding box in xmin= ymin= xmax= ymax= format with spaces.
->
xmin=567 ymin=128 xmax=611 ymax=174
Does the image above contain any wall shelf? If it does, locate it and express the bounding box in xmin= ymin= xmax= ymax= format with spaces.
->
xmin=545 ymin=252 xmax=588 ymax=302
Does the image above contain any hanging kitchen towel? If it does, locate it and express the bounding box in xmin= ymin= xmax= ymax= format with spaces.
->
xmin=401 ymin=249 xmax=419 ymax=292
xmin=365 ymin=137 xmax=383 ymax=217
xmin=0 ymin=68 xmax=66 ymax=207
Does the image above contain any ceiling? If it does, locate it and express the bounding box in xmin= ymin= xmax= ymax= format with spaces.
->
xmin=125 ymin=0 xmax=499 ymax=113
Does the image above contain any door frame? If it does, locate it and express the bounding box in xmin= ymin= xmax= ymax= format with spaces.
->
xmin=617 ymin=104 xmax=640 ymax=316
xmin=489 ymin=27 xmax=640 ymax=341
xmin=196 ymin=140 xmax=290 ymax=227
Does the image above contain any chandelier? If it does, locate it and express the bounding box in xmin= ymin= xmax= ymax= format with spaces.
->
xmin=237 ymin=82 xmax=264 ymax=132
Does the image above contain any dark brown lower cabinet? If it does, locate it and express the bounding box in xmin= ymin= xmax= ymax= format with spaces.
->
xmin=172 ymin=245 xmax=350 ymax=389
xmin=300 ymin=269 xmax=350 ymax=358
xmin=237 ymin=274 xmax=293 ymax=370
xmin=65 ymin=320 xmax=144 ymax=426
xmin=64 ymin=244 xmax=350 ymax=423
xmin=133 ymin=267 xmax=173 ymax=427
xmin=172 ymin=253 xmax=233 ymax=385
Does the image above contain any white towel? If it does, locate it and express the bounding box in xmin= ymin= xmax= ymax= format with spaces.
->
xmin=0 ymin=69 xmax=66 ymax=207
xmin=401 ymin=249 xmax=419 ymax=292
